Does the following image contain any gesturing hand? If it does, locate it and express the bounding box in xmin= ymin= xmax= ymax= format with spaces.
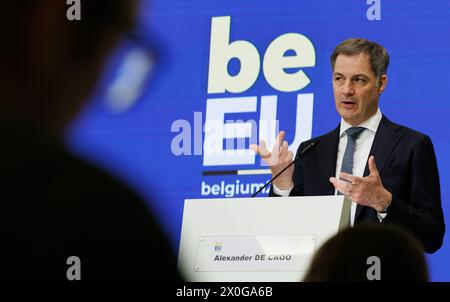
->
xmin=329 ymin=156 xmax=392 ymax=212
xmin=250 ymin=131 xmax=294 ymax=190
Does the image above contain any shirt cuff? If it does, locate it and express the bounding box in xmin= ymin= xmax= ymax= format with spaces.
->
xmin=272 ymin=183 xmax=294 ymax=197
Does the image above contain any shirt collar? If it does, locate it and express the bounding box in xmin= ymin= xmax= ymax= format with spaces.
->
xmin=339 ymin=108 xmax=382 ymax=137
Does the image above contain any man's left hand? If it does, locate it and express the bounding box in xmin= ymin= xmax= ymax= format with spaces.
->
xmin=329 ymin=156 xmax=392 ymax=212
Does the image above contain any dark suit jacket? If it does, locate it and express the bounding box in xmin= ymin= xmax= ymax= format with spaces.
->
xmin=270 ymin=115 xmax=445 ymax=253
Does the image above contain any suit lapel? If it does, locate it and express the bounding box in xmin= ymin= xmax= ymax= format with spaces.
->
xmin=354 ymin=115 xmax=403 ymax=222
xmin=316 ymin=125 xmax=340 ymax=195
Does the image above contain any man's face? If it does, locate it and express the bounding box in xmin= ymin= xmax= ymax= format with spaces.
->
xmin=332 ymin=53 xmax=386 ymax=126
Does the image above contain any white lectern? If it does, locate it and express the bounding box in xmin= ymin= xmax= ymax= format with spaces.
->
xmin=178 ymin=195 xmax=348 ymax=282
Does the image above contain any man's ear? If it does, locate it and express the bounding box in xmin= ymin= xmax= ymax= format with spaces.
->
xmin=378 ymin=75 xmax=387 ymax=94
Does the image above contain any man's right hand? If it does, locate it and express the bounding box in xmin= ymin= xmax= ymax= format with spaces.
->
xmin=250 ymin=131 xmax=294 ymax=190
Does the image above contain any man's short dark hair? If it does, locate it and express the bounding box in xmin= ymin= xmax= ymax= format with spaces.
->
xmin=330 ymin=38 xmax=390 ymax=80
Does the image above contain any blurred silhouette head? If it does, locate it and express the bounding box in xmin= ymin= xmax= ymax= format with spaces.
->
xmin=0 ymin=0 xmax=138 ymax=137
xmin=303 ymin=224 xmax=428 ymax=282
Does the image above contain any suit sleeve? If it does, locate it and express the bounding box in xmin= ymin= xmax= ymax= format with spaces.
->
xmin=383 ymin=135 xmax=445 ymax=253
xmin=269 ymin=142 xmax=306 ymax=197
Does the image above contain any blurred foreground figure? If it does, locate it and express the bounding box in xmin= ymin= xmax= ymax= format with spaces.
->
xmin=0 ymin=1 xmax=179 ymax=282
xmin=303 ymin=224 xmax=428 ymax=282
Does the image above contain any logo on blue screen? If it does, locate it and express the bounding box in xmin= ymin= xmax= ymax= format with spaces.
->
xmin=204 ymin=16 xmax=316 ymax=167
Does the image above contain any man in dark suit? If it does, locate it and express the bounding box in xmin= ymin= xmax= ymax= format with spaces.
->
xmin=251 ymin=38 xmax=444 ymax=253
xmin=0 ymin=1 xmax=180 ymax=281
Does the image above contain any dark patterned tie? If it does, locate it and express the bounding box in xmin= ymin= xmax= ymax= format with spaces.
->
xmin=339 ymin=127 xmax=365 ymax=225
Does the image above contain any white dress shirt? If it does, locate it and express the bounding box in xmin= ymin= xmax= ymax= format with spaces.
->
xmin=273 ymin=108 xmax=387 ymax=225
